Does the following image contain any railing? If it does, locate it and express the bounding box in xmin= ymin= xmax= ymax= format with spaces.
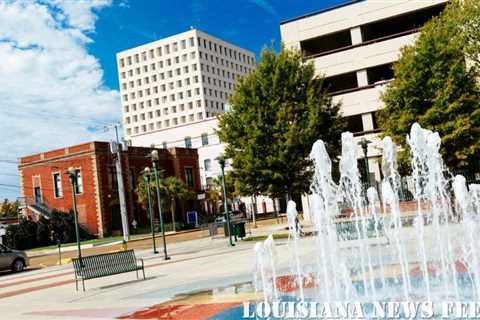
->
xmin=304 ymin=28 xmax=420 ymax=60
xmin=352 ymin=129 xmax=382 ymax=137
xmin=330 ymin=79 xmax=393 ymax=97
xmin=451 ymin=170 xmax=480 ymax=186
xmin=350 ymin=170 xmax=479 ymax=208
xmin=335 ymin=217 xmax=384 ymax=241
xmin=18 ymin=196 xmax=53 ymax=218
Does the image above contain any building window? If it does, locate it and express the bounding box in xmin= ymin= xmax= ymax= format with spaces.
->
xmin=201 ymin=133 xmax=209 ymax=146
xmin=361 ymin=3 xmax=446 ymax=43
xmin=74 ymin=169 xmax=83 ymax=194
xmin=53 ymin=173 xmax=62 ymax=198
xmin=185 ymin=167 xmax=194 ymax=188
xmin=184 ymin=137 xmax=192 ymax=148
xmin=324 ymin=71 xmax=358 ymax=93
xmin=206 ymin=177 xmax=213 ymax=188
xmin=204 ymin=159 xmax=211 ymax=171
xmin=345 ymin=114 xmax=364 ymax=134
xmin=367 ymin=63 xmax=394 ymax=85
xmin=109 ymin=166 xmax=118 ymax=190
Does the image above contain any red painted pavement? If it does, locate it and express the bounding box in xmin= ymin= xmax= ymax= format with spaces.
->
xmin=0 ymin=279 xmax=74 ymax=299
xmin=0 ymin=271 xmax=72 ymax=289
xmin=117 ymin=302 xmax=240 ymax=320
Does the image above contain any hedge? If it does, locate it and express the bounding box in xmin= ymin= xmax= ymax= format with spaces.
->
xmin=3 ymin=209 xmax=94 ymax=250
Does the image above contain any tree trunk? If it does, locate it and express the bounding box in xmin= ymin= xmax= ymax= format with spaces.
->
xmin=273 ymin=197 xmax=279 ymax=224
xmin=252 ymin=195 xmax=257 ymax=228
xmin=170 ymin=198 xmax=176 ymax=232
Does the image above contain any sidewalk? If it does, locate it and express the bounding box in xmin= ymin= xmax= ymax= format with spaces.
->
xmin=0 ymin=223 xmax=289 ymax=319
xmin=25 ymin=218 xmax=286 ymax=268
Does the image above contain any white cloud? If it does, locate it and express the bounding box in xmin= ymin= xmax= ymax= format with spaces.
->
xmin=0 ymin=0 xmax=120 ymax=199
xmin=45 ymin=0 xmax=111 ymax=32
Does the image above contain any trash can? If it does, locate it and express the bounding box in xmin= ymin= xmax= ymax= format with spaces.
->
xmin=236 ymin=221 xmax=246 ymax=239
xmin=223 ymin=221 xmax=233 ymax=237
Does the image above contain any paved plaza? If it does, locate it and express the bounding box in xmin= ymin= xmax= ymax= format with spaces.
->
xmin=0 ymin=219 xmax=288 ymax=320
xmin=0 ymin=217 xmax=472 ymax=319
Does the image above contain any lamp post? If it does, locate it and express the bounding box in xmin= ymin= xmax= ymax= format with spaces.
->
xmin=358 ymin=138 xmax=372 ymax=185
xmin=217 ymin=155 xmax=234 ymax=247
xmin=150 ymin=150 xmax=170 ymax=260
xmin=66 ymin=167 xmax=82 ymax=265
xmin=143 ymin=167 xmax=158 ymax=254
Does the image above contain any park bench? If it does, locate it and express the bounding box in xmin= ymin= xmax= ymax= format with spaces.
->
xmin=335 ymin=217 xmax=385 ymax=241
xmin=72 ymin=249 xmax=145 ymax=291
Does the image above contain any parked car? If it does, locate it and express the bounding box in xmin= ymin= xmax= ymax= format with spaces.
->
xmin=0 ymin=244 xmax=29 ymax=272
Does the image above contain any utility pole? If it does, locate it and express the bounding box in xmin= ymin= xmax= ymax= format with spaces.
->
xmin=106 ymin=123 xmax=129 ymax=242
xmin=150 ymin=150 xmax=170 ymax=260
xmin=217 ymin=154 xmax=234 ymax=247
xmin=358 ymin=138 xmax=372 ymax=186
xmin=143 ymin=167 xmax=158 ymax=254
xmin=66 ymin=168 xmax=82 ymax=265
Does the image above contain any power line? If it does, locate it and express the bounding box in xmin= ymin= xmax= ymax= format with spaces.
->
xmin=0 ymin=160 xmax=18 ymax=164
xmin=0 ymin=183 xmax=20 ymax=189
xmin=0 ymin=183 xmax=100 ymax=197
xmin=3 ymin=105 xmax=117 ymax=127
xmin=0 ymin=173 xmax=19 ymax=177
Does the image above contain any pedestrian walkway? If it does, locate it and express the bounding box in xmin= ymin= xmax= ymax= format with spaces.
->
xmin=0 ymin=219 xmax=289 ymax=319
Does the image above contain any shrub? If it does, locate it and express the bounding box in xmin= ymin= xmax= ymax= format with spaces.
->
xmin=3 ymin=210 xmax=94 ymax=250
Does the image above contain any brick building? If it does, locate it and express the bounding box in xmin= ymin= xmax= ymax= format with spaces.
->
xmin=18 ymin=142 xmax=201 ymax=237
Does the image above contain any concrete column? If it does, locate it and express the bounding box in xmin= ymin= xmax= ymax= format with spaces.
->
xmin=362 ymin=113 xmax=374 ymax=131
xmin=357 ymin=69 xmax=369 ymax=87
xmin=350 ymin=27 xmax=363 ymax=45
xmin=370 ymin=158 xmax=382 ymax=183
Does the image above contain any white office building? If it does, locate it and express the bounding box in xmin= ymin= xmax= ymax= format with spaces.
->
xmin=280 ymin=0 xmax=447 ymax=217
xmin=117 ymin=28 xmax=256 ymax=137
xmin=117 ymin=30 xmax=277 ymax=215
xmin=281 ymin=0 xmax=447 ymax=179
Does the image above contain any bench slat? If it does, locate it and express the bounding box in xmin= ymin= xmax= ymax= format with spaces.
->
xmin=72 ymin=250 xmax=142 ymax=280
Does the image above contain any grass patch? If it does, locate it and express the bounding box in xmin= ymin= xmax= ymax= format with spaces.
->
xmin=26 ymin=234 xmax=150 ymax=252
xmin=242 ymin=233 xmax=289 ymax=242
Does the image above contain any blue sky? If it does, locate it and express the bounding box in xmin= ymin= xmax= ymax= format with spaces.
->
xmin=90 ymin=0 xmax=346 ymax=90
xmin=0 ymin=0 xmax=345 ymax=200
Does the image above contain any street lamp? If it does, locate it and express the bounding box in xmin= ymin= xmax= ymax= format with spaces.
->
xmin=149 ymin=149 xmax=170 ymax=260
xmin=143 ymin=167 xmax=158 ymax=254
xmin=65 ymin=167 xmax=82 ymax=265
xmin=217 ymin=155 xmax=234 ymax=247
xmin=358 ymin=138 xmax=372 ymax=185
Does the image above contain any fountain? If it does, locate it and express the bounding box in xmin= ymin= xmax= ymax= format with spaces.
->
xmin=253 ymin=123 xmax=480 ymax=317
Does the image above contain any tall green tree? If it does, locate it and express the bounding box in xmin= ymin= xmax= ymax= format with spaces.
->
xmin=205 ymin=186 xmax=221 ymax=215
xmin=218 ymin=47 xmax=344 ymax=199
xmin=456 ymin=0 xmax=480 ymax=68
xmin=135 ymin=170 xmax=166 ymax=211
xmin=378 ymin=0 xmax=480 ymax=173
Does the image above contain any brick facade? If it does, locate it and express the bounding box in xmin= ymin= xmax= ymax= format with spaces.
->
xmin=18 ymin=142 xmax=201 ymax=237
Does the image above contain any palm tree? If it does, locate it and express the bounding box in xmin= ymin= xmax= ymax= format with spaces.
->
xmin=205 ymin=185 xmax=221 ymax=214
xmin=212 ymin=172 xmax=240 ymax=212
xmin=135 ymin=169 xmax=166 ymax=209
xmin=135 ymin=176 xmax=155 ymax=210
xmin=160 ymin=177 xmax=192 ymax=232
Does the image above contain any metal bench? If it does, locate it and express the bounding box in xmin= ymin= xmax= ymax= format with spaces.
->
xmin=335 ymin=217 xmax=385 ymax=241
xmin=72 ymin=249 xmax=145 ymax=291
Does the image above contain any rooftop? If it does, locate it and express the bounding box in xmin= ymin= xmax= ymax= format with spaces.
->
xmin=280 ymin=0 xmax=366 ymax=25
